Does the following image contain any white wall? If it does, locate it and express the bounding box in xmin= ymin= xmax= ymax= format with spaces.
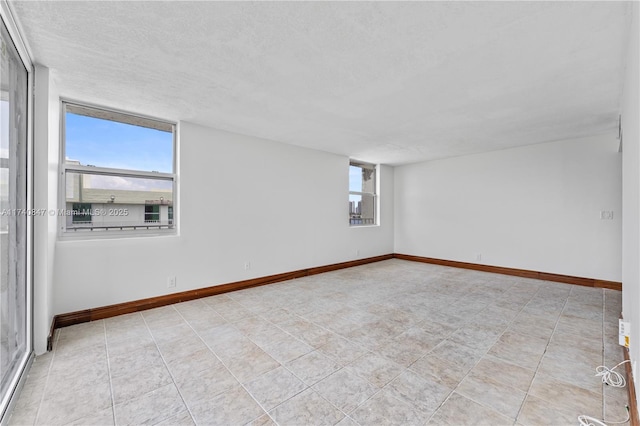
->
xmin=394 ymin=134 xmax=622 ymax=282
xmin=33 ymin=66 xmax=59 ymax=354
xmin=621 ymin=1 xmax=640 ymax=412
xmin=51 ymin=122 xmax=394 ymax=315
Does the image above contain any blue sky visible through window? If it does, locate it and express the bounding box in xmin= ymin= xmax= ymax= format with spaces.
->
xmin=349 ymin=165 xmax=364 ymax=204
xmin=65 ymin=113 xmax=173 ymax=173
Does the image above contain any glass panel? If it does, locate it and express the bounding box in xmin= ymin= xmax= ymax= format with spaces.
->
xmin=349 ymin=164 xmax=375 ymax=194
xmin=349 ymin=193 xmax=375 ymax=225
xmin=65 ymin=171 xmax=173 ymax=230
xmin=0 ymin=17 xmax=28 ymax=407
xmin=65 ymin=111 xmax=173 ymax=173
xmin=144 ymin=205 xmax=159 ymax=223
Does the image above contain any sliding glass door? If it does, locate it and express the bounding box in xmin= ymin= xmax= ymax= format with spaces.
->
xmin=0 ymin=12 xmax=30 ymax=419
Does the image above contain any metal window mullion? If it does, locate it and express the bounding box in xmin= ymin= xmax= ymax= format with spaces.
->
xmin=64 ymin=164 xmax=174 ymax=181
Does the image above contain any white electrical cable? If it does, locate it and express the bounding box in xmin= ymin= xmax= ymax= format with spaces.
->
xmin=578 ymin=415 xmax=608 ymax=426
xmin=578 ymin=407 xmax=630 ymax=426
xmin=595 ymin=360 xmax=631 ymax=387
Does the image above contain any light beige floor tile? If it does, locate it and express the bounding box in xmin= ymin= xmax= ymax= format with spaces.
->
xmin=427 ymin=392 xmax=513 ymax=426
xmin=165 ymin=348 xmax=221 ymax=383
xmin=36 ymin=379 xmax=111 ymax=425
xmin=189 ymin=385 xmax=266 ymax=425
xmin=316 ymin=334 xmax=367 ymax=365
xmin=347 ymin=352 xmax=403 ymax=388
xmin=528 ymin=373 xmax=602 ymax=415
xmin=114 ymin=383 xmax=185 ymax=426
xmin=7 ymin=402 xmax=38 ymax=426
xmin=107 ymin=333 xmax=155 ymax=356
xmin=47 ymin=357 xmax=110 ymax=393
xmin=25 ymin=354 xmax=53 ymax=381
xmin=506 ymin=313 xmax=557 ymax=340
xmin=108 ymin=342 xmax=164 ymax=377
xmin=155 ymin=411 xmax=194 ymax=426
xmin=245 ymin=366 xmax=307 ymax=411
xmin=148 ymin=322 xmax=196 ymax=345
xmin=536 ymin=351 xmax=602 ymax=394
xmin=248 ymin=414 xmax=278 ymax=426
xmin=202 ymin=329 xmax=256 ymax=361
xmin=13 ymin=375 xmax=46 ymax=410
xmin=386 ymin=370 xmax=452 ymax=416
xmin=467 ymin=355 xmax=535 ymax=393
xmin=155 ymin=334 xmax=209 ymax=363
xmin=111 ymin=363 xmax=173 ymax=405
xmin=55 ymin=321 xmax=106 ymax=353
xmin=105 ymin=315 xmax=151 ymax=345
xmin=66 ymin=407 xmax=114 ymax=426
xmin=350 ymin=388 xmax=425 ymax=426
xmin=487 ymin=330 xmax=549 ymax=369
xmin=312 ymin=367 xmax=377 ymax=413
xmin=259 ymin=335 xmax=314 ymax=364
xmin=447 ymin=323 xmax=504 ymax=352
xmin=269 ymin=389 xmax=344 ymax=426
xmin=456 ymin=372 xmax=526 ymax=420
xmin=375 ymin=328 xmax=442 ymax=367
xmin=285 ymin=350 xmax=342 ymax=386
xmin=224 ymin=345 xmax=280 ymax=383
xmin=517 ymin=394 xmax=581 ymax=426
xmin=142 ymin=306 xmax=184 ymax=329
xmin=49 ymin=343 xmax=107 ymax=374
xmin=335 ymin=415 xmax=360 ymax=426
xmin=417 ymin=319 xmax=458 ymax=340
xmin=175 ymin=363 xmax=237 ymax=405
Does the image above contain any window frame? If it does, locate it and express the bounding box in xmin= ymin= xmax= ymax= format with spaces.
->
xmin=349 ymin=160 xmax=378 ymax=227
xmin=60 ymin=100 xmax=177 ymax=238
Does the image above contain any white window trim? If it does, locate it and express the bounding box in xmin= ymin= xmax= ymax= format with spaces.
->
xmin=59 ymin=100 xmax=177 ymax=239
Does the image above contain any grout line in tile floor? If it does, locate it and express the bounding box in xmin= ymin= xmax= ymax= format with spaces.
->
xmin=103 ymin=320 xmax=117 ymax=425
xmin=513 ymin=284 xmax=572 ymax=422
xmin=139 ymin=309 xmax=194 ymax=425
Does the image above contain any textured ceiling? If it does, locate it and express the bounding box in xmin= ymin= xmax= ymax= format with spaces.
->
xmin=10 ymin=1 xmax=633 ymax=165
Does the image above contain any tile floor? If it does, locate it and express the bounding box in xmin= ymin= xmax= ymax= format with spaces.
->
xmin=8 ymin=259 xmax=629 ymax=425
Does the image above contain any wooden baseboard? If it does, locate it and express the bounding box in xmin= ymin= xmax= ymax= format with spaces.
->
xmin=51 ymin=254 xmax=393 ymax=330
xmin=46 ymin=316 xmax=57 ymax=351
xmin=50 ymin=252 xmax=622 ymax=336
xmin=393 ymin=254 xmax=622 ymax=291
xmin=624 ymin=347 xmax=639 ymax=426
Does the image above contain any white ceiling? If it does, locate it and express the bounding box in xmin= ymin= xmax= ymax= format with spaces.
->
xmin=10 ymin=1 xmax=633 ymax=165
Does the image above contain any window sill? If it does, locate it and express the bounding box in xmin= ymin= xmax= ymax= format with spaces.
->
xmin=58 ymin=228 xmax=178 ymax=242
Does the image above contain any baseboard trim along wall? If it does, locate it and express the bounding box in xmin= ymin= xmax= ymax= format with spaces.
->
xmin=623 ymin=347 xmax=639 ymax=426
xmin=393 ymin=254 xmax=623 ymax=291
xmin=47 ymin=253 xmax=623 ymax=347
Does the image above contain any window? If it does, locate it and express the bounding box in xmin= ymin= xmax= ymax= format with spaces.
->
xmin=62 ymin=102 xmax=176 ymax=234
xmin=71 ymin=203 xmax=92 ymax=224
xmin=349 ymin=161 xmax=376 ymax=226
xmin=144 ymin=205 xmax=159 ymax=223
xmin=0 ymin=12 xmax=30 ymax=420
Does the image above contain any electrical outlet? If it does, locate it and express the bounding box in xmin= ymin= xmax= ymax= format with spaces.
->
xmin=619 ymin=319 xmax=630 ymax=347
xmin=476 ymin=253 xmax=482 ymax=261
xmin=356 ymin=249 xmax=360 ymax=257
xmin=167 ymin=276 xmax=176 ymax=288
xmin=600 ymin=210 xmax=614 ymax=220
xmin=243 ymin=261 xmax=251 ymax=270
